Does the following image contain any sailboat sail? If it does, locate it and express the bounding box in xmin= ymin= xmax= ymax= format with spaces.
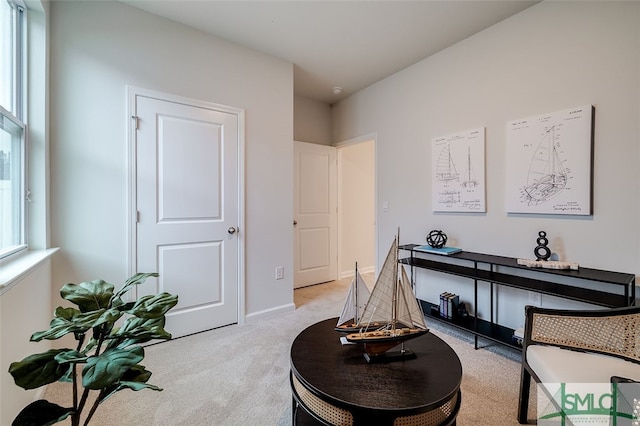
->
xmin=395 ymin=265 xmax=427 ymax=329
xmin=336 ymin=269 xmax=370 ymax=329
xmin=359 ymin=238 xmax=399 ymax=327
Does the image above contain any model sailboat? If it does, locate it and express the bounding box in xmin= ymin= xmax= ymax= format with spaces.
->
xmin=346 ymin=235 xmax=428 ymax=361
xmin=335 ymin=263 xmax=371 ymax=332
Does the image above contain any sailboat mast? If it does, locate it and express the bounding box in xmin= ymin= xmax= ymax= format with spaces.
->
xmin=550 ymin=127 xmax=558 ymax=182
xmin=354 ymin=262 xmax=359 ymax=322
xmin=548 ymin=127 xmax=553 ymax=175
xmin=467 ymin=147 xmax=471 ymax=182
xmin=392 ymin=229 xmax=400 ymax=332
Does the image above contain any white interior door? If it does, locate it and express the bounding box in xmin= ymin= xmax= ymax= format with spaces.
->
xmin=293 ymin=141 xmax=337 ymax=288
xmin=133 ymin=92 xmax=241 ymax=338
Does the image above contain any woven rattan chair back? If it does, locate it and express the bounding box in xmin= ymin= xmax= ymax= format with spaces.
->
xmin=529 ymin=311 xmax=640 ymax=363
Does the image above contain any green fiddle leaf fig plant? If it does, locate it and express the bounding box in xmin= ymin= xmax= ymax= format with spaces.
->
xmin=8 ymin=272 xmax=178 ymax=426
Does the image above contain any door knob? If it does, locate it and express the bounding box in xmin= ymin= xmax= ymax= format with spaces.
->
xmin=228 ymin=227 xmax=237 ymax=234
xmin=293 ymin=220 xmax=298 ymax=226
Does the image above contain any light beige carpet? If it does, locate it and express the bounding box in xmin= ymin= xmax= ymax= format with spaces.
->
xmin=43 ymin=276 xmax=537 ymax=425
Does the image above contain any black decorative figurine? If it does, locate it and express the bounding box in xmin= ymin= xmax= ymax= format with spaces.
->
xmin=534 ymin=231 xmax=551 ymax=261
xmin=427 ymin=230 xmax=448 ymax=248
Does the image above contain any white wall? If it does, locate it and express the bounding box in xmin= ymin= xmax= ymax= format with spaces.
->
xmin=332 ymin=2 xmax=640 ymax=329
xmin=338 ymin=140 xmax=375 ymax=278
xmin=294 ymin=95 xmax=332 ymax=145
xmin=49 ymin=1 xmax=294 ymax=318
xmin=1 ymin=260 xmax=53 ymax=426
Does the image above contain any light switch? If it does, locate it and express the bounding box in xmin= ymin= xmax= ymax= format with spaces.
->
xmin=383 ymin=201 xmax=389 ymax=212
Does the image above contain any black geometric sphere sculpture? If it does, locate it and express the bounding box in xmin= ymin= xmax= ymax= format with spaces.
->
xmin=426 ymin=230 xmax=448 ymax=249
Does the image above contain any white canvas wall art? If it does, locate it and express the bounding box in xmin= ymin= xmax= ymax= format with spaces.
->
xmin=431 ymin=128 xmax=486 ymax=213
xmin=505 ymin=105 xmax=594 ymax=215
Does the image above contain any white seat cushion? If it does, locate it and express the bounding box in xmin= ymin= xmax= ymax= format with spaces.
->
xmin=527 ymin=344 xmax=640 ymax=384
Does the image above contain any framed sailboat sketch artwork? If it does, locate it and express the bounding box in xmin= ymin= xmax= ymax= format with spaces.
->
xmin=431 ymin=127 xmax=486 ymax=212
xmin=505 ymin=105 xmax=594 ymax=215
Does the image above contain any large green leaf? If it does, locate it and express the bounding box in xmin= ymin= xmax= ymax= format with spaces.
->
xmin=82 ymin=347 xmax=144 ymax=390
xmin=60 ymin=279 xmax=114 ymax=312
xmin=102 ymin=380 xmax=162 ymax=400
xmin=31 ymin=309 xmax=105 ymax=341
xmin=54 ymin=350 xmax=87 ymax=365
xmin=121 ymin=364 xmax=153 ymax=383
xmin=12 ymin=399 xmax=73 ymax=426
xmin=98 ymin=365 xmax=161 ymax=403
xmin=112 ymin=273 xmax=159 ymax=302
xmin=112 ymin=300 xmax=136 ymax=311
xmin=127 ymin=292 xmax=178 ymax=319
xmin=118 ymin=316 xmax=170 ymax=339
xmin=53 ymin=306 xmax=79 ymax=321
xmin=106 ymin=316 xmax=171 ymax=349
xmin=93 ymin=307 xmax=123 ymax=328
xmin=58 ymin=366 xmax=74 ymax=383
xmin=9 ymin=349 xmax=70 ymax=390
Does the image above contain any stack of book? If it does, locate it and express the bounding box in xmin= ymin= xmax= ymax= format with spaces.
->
xmin=439 ymin=292 xmax=460 ymax=319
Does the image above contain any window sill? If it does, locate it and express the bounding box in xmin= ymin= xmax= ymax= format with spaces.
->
xmin=0 ymin=248 xmax=60 ymax=295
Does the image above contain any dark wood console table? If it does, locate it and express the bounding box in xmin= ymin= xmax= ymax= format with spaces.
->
xmin=290 ymin=318 xmax=462 ymax=426
xmin=399 ymin=244 xmax=636 ymax=351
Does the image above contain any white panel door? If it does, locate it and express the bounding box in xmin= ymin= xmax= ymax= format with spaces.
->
xmin=135 ymin=94 xmax=240 ymax=338
xmin=293 ymin=141 xmax=337 ymax=288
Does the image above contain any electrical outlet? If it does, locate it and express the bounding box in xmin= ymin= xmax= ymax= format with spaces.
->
xmin=528 ymin=291 xmax=542 ymax=307
xmin=275 ymin=266 xmax=284 ymax=280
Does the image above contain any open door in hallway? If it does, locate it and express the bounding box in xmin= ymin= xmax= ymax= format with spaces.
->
xmin=293 ymin=141 xmax=337 ymax=288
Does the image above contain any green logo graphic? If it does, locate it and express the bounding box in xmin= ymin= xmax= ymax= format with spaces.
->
xmin=537 ymin=382 xmax=640 ymax=425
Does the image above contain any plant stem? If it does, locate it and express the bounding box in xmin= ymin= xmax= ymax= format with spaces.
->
xmin=75 ymin=329 xmax=99 ymax=424
xmin=83 ymin=390 xmax=104 ymax=426
xmin=76 ymin=387 xmax=90 ymax=420
xmin=72 ymin=363 xmax=78 ymax=414
xmin=72 ymin=333 xmax=84 ymax=419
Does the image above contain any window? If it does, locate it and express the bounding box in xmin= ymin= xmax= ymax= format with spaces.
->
xmin=0 ymin=0 xmax=26 ymax=258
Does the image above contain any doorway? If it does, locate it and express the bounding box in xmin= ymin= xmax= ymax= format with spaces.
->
xmin=293 ymin=136 xmax=376 ymax=288
xmin=337 ymin=138 xmax=376 ymax=280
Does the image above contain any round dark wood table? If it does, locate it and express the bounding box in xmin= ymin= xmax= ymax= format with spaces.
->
xmin=290 ymin=318 xmax=462 ymax=426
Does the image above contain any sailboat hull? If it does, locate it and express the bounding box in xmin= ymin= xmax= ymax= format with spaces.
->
xmin=335 ymin=320 xmax=386 ymax=333
xmin=345 ymin=327 xmax=429 ymax=355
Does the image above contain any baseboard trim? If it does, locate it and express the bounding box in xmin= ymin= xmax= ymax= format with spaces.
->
xmin=245 ymin=302 xmax=296 ymax=323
